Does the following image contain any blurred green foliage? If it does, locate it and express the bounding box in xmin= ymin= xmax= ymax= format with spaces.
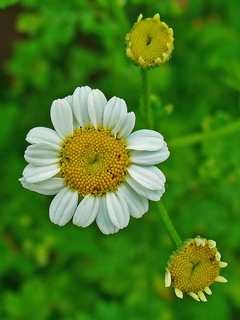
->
xmin=0 ymin=0 xmax=240 ymax=319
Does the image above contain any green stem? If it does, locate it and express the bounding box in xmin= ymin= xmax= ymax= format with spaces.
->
xmin=157 ymin=201 xmax=182 ymax=248
xmin=169 ymin=119 xmax=240 ymax=149
xmin=141 ymin=67 xmax=153 ymax=129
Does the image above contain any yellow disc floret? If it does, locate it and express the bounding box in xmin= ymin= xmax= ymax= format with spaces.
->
xmin=59 ymin=127 xmax=131 ymax=196
xmin=167 ymin=238 xmax=220 ymax=293
xmin=126 ymin=13 xmax=174 ymax=68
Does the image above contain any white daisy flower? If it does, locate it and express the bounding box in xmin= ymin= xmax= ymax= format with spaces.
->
xmin=19 ymin=86 xmax=170 ymax=234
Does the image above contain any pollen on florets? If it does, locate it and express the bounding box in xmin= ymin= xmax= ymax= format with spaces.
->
xmin=59 ymin=127 xmax=131 ymax=196
xmin=126 ymin=13 xmax=174 ymax=68
xmin=165 ymin=236 xmax=228 ymax=302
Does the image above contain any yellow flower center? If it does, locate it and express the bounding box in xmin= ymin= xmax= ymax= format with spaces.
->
xmin=59 ymin=127 xmax=131 ymax=196
xmin=126 ymin=14 xmax=174 ymax=68
xmin=168 ymin=239 xmax=220 ymax=293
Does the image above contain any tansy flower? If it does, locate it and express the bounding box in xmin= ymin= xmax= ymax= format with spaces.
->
xmin=165 ymin=237 xmax=228 ymax=301
xmin=126 ymin=13 xmax=174 ymax=68
xmin=19 ymin=86 xmax=170 ymax=234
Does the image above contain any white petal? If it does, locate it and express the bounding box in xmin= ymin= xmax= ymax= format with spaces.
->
xmin=50 ymin=98 xmax=73 ymax=139
xmin=88 ymin=89 xmax=107 ymax=128
xmin=195 ymin=238 xmax=205 ymax=246
xmin=73 ymin=194 xmax=99 ymax=227
xmin=111 ymin=112 xmax=135 ymax=140
xmin=189 ymin=292 xmax=200 ymax=301
xmin=106 ymin=192 xmax=130 ymax=229
xmin=130 ymin=145 xmax=170 ymax=165
xmin=208 ymin=240 xmax=216 ymax=248
xmin=65 ymin=94 xmax=80 ymax=131
xmin=215 ymin=251 xmax=221 ymax=261
xmin=119 ymin=112 xmax=135 ymax=140
xmin=103 ymin=97 xmax=127 ymax=129
xmin=204 ymin=287 xmax=212 ymax=295
xmin=127 ymin=164 xmax=164 ymax=190
xmin=165 ymin=270 xmax=171 ymax=287
xmin=117 ymin=182 xmax=148 ymax=218
xmin=198 ymin=291 xmax=207 ymax=302
xmin=143 ymin=165 xmax=166 ymax=183
xmin=126 ymin=129 xmax=165 ymax=151
xmin=64 ymin=94 xmax=73 ymax=108
xmin=72 ymin=86 xmax=92 ymax=128
xmin=49 ymin=187 xmax=78 ymax=226
xmin=19 ymin=177 xmax=66 ymax=195
xmin=23 ymin=164 xmax=60 ymax=183
xmin=24 ymin=143 xmax=59 ymax=166
xmin=215 ymin=276 xmax=228 ymax=283
xmin=126 ymin=176 xmax=164 ymax=201
xmin=96 ymin=196 xmax=119 ymax=234
xmin=175 ymin=288 xmax=183 ymax=299
xmin=19 ymin=177 xmax=37 ymax=192
xmin=219 ymin=261 xmax=228 ymax=268
xmin=29 ymin=177 xmax=66 ymax=195
xmin=26 ymin=127 xmax=62 ymax=151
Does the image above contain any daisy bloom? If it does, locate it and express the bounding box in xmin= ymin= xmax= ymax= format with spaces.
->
xmin=165 ymin=237 xmax=228 ymax=301
xmin=126 ymin=13 xmax=174 ymax=68
xmin=19 ymin=86 xmax=170 ymax=234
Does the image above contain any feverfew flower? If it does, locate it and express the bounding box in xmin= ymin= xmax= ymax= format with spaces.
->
xmin=20 ymin=86 xmax=170 ymax=234
xmin=165 ymin=237 xmax=228 ymax=301
xmin=126 ymin=13 xmax=174 ymax=68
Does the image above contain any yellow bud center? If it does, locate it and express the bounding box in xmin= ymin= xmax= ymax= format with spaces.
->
xmin=59 ymin=127 xmax=131 ymax=196
xmin=126 ymin=14 xmax=174 ymax=68
xmin=168 ymin=239 xmax=220 ymax=293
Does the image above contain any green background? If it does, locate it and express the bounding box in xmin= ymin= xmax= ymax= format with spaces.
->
xmin=0 ymin=0 xmax=239 ymax=319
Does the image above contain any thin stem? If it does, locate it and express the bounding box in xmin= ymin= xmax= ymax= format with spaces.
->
xmin=157 ymin=201 xmax=182 ymax=248
xmin=141 ymin=67 xmax=153 ymax=129
xmin=169 ymin=118 xmax=240 ymax=149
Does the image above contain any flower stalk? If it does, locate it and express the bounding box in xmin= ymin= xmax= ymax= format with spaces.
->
xmin=157 ymin=201 xmax=182 ymax=247
xmin=141 ymin=67 xmax=153 ymax=129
